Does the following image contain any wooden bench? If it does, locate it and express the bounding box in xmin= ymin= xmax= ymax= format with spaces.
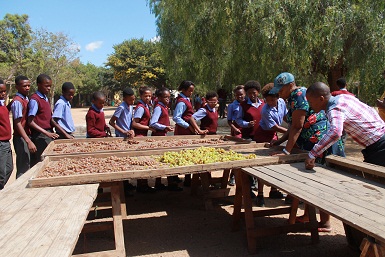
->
xmin=0 ymin=162 xmax=99 ymax=257
xmin=233 ymin=159 xmax=385 ymax=257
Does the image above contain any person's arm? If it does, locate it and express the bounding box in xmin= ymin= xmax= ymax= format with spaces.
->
xmin=172 ymin=102 xmax=189 ymax=128
xmin=270 ymin=124 xmax=288 ymax=133
xmin=27 ymin=99 xmax=59 ymax=139
xmin=235 ymin=106 xmax=254 ymax=128
xmin=11 ymin=101 xmax=37 ymax=153
xmin=284 ymin=109 xmax=306 ymax=153
xmin=149 ymin=106 xmax=167 ymax=131
xmin=51 ymin=118 xmax=73 ymax=139
xmin=190 ymin=109 xmax=208 ymax=134
xmin=132 ymin=106 xmax=155 ymax=132
xmin=52 ymin=101 xmax=74 ymax=139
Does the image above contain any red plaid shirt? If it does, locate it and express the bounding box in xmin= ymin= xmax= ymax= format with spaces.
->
xmin=309 ymin=95 xmax=385 ymax=158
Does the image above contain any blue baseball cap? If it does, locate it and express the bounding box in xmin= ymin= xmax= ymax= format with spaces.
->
xmin=270 ymin=72 xmax=295 ymax=94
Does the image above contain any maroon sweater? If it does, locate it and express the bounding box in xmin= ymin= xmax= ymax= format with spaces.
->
xmin=240 ymin=99 xmax=264 ymax=139
xmin=200 ymin=105 xmax=218 ymax=135
xmin=86 ymin=106 xmax=108 ymax=138
xmin=0 ymin=104 xmax=11 ymax=141
xmin=151 ymin=103 xmax=170 ymax=136
xmin=331 ymin=89 xmax=355 ymax=96
xmin=174 ymin=96 xmax=194 ymax=135
xmin=134 ymin=102 xmax=151 ymax=137
xmin=10 ymin=95 xmax=30 ymax=136
xmin=30 ymin=93 xmax=52 ymax=131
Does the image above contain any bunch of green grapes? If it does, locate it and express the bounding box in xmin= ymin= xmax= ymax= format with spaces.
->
xmin=156 ymin=147 xmax=256 ymax=167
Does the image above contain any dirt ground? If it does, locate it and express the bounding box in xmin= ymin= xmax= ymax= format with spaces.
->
xmin=7 ymin=107 xmax=365 ymax=257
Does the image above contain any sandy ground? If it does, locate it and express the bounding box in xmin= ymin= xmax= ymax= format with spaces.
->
xmin=7 ymin=107 xmax=365 ymax=257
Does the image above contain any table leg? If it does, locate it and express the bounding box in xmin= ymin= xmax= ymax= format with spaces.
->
xmin=232 ymin=169 xmax=243 ymax=231
xmin=221 ymin=169 xmax=231 ymax=189
xmin=119 ymin=182 xmax=127 ymax=219
xmin=288 ymin=198 xmax=300 ymax=224
xmin=200 ymin=172 xmax=213 ymax=210
xmin=240 ymin=170 xmax=256 ymax=254
xmin=191 ymin=173 xmax=200 ymax=196
xmin=111 ymin=182 xmax=126 ymax=256
xmin=307 ymin=205 xmax=319 ymax=244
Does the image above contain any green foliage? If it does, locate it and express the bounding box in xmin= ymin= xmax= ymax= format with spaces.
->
xmin=148 ymin=0 xmax=385 ymax=104
xmin=107 ymin=38 xmax=167 ymax=90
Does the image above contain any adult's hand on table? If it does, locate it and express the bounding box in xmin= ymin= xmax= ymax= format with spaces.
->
xmin=305 ymin=156 xmax=315 ymax=170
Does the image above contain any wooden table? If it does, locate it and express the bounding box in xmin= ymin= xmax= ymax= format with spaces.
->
xmin=233 ymin=160 xmax=385 ymax=256
xmin=0 ymin=163 xmax=99 ymax=257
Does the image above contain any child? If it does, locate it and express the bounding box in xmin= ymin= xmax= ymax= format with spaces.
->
xmin=235 ymin=80 xmax=265 ymax=195
xmin=86 ymin=91 xmax=112 ymax=138
xmin=132 ymin=86 xmax=156 ymax=193
xmin=173 ymin=80 xmax=196 ymax=186
xmin=227 ymin=85 xmax=245 ymax=139
xmin=52 ymin=82 xmax=76 ymax=139
xmin=10 ymin=76 xmax=36 ymax=178
xmin=109 ymin=88 xmax=135 ymax=139
xmin=0 ymin=79 xmax=13 ymax=190
xmin=254 ymin=83 xmax=288 ymax=206
xmin=189 ymin=92 xmax=219 ymax=135
xmin=226 ymin=85 xmax=245 ymax=186
xmin=150 ymin=88 xmax=182 ymax=191
xmin=28 ymin=74 xmax=67 ymax=166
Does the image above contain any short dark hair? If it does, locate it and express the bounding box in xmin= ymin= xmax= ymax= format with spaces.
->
xmin=155 ymin=87 xmax=170 ymax=97
xmin=261 ymin=83 xmax=277 ymax=98
xmin=178 ymin=80 xmax=195 ymax=91
xmin=37 ymin=74 xmax=51 ymax=84
xmin=15 ymin=75 xmax=29 ymax=85
xmin=0 ymin=79 xmax=4 ymax=85
xmin=92 ymin=91 xmax=105 ymax=101
xmin=62 ymin=82 xmax=75 ymax=92
xmin=233 ymin=85 xmax=244 ymax=93
xmin=206 ymin=91 xmax=218 ymax=100
xmin=336 ymin=77 xmax=346 ymax=89
xmin=138 ymin=86 xmax=151 ymax=96
xmin=244 ymin=80 xmax=261 ymax=92
xmin=123 ymin=88 xmax=134 ymax=97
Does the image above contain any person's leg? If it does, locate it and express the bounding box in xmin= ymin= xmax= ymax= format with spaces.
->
xmin=0 ymin=141 xmax=13 ymax=189
xmin=31 ymin=132 xmax=52 ymax=167
xmin=13 ymin=136 xmax=31 ymax=178
xmin=318 ymin=211 xmax=332 ymax=232
xmin=362 ymin=135 xmax=385 ymax=166
xmin=256 ymin=178 xmax=265 ymax=207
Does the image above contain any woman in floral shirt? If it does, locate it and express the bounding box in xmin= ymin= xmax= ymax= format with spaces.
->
xmin=269 ymin=72 xmax=344 ymax=232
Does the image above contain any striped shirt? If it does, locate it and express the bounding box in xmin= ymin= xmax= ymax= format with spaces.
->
xmin=309 ymin=94 xmax=385 ymax=158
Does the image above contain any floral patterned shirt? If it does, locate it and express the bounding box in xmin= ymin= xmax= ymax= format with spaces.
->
xmin=286 ymin=87 xmax=329 ymax=151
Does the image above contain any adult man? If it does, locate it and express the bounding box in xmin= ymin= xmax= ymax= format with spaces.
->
xmin=331 ymin=77 xmax=355 ymax=96
xmin=305 ymin=82 xmax=385 ymax=169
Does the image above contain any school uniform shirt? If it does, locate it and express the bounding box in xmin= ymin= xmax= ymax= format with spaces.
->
xmin=113 ymin=101 xmax=133 ymax=137
xmin=150 ymin=102 xmax=170 ymax=136
xmin=86 ymin=104 xmax=108 ymax=138
xmin=28 ymin=91 xmax=53 ymax=131
xmin=133 ymin=100 xmax=151 ymax=137
xmin=331 ymin=88 xmax=355 ymax=96
xmin=259 ymin=98 xmax=287 ymax=130
xmin=173 ymin=93 xmax=195 ymax=135
xmin=309 ymin=94 xmax=385 ymax=158
xmin=227 ymin=100 xmax=242 ymax=122
xmin=52 ymin=96 xmax=75 ymax=134
xmin=235 ymin=97 xmax=264 ymax=138
xmin=10 ymin=93 xmax=30 ymax=136
xmin=192 ymin=105 xmax=218 ymax=134
xmin=0 ymin=101 xmax=12 ymax=141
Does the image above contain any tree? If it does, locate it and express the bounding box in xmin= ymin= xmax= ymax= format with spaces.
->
xmin=148 ymin=0 xmax=385 ymax=104
xmin=30 ymin=29 xmax=80 ymax=107
xmin=107 ymin=38 xmax=167 ymax=90
xmin=0 ymin=14 xmax=33 ymax=83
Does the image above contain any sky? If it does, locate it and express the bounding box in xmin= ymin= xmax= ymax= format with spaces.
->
xmin=0 ymin=0 xmax=158 ymax=67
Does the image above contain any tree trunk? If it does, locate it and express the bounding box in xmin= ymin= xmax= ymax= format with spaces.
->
xmin=327 ymin=63 xmax=344 ymax=92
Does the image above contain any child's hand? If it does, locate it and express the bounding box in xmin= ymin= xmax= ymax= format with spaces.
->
xmin=27 ymin=140 xmax=37 ymax=153
xmin=65 ymin=133 xmax=75 ymax=139
xmin=105 ymin=127 xmax=112 ymax=137
xmin=248 ymin=120 xmax=255 ymax=127
xmin=165 ymin=126 xmax=174 ymax=132
xmin=47 ymin=132 xmax=59 ymax=139
xmin=149 ymin=127 xmax=157 ymax=133
xmin=125 ymin=130 xmax=135 ymax=139
xmin=234 ymin=128 xmax=241 ymax=134
xmin=196 ymin=129 xmax=208 ymax=135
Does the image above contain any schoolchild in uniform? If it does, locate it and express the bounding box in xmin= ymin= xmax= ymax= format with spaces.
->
xmin=109 ymin=88 xmax=135 ymax=139
xmin=173 ymin=80 xmax=195 ymax=186
xmin=189 ymin=92 xmax=219 ymax=135
xmin=150 ymin=87 xmax=182 ymax=191
xmin=132 ymin=86 xmax=156 ymax=193
xmin=227 ymin=85 xmax=245 ymax=139
xmin=254 ymin=83 xmax=288 ymax=206
xmin=235 ymin=80 xmax=265 ymax=192
xmin=10 ymin=76 xmax=36 ymax=178
xmin=226 ymin=85 xmax=246 ymax=186
xmin=28 ymin=74 xmax=68 ymax=166
xmin=86 ymin=91 xmax=112 ymax=138
xmin=52 ymin=82 xmax=76 ymax=139
xmin=0 ymin=79 xmax=13 ymax=189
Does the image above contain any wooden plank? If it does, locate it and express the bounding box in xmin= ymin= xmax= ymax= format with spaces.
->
xmin=326 ymin=155 xmax=385 ymax=179
xmin=29 ymin=151 xmax=308 ymax=188
xmin=242 ymin=165 xmax=385 ymax=242
xmin=110 ymin=182 xmax=126 ymax=256
xmin=17 ymin=184 xmax=99 ymax=257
